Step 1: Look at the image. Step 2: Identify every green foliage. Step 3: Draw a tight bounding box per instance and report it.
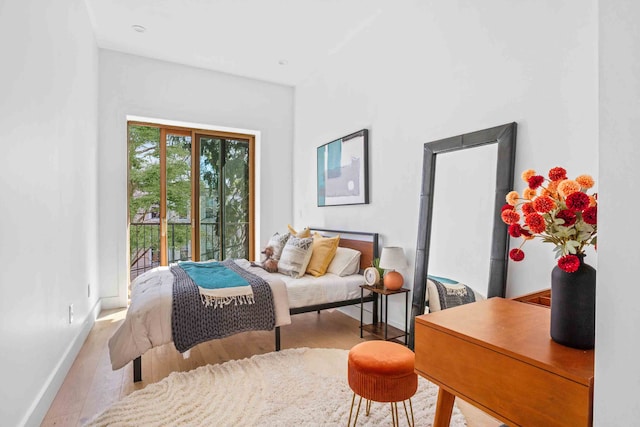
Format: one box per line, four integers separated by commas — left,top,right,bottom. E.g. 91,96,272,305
372,257,385,277
540,209,597,258
128,126,161,222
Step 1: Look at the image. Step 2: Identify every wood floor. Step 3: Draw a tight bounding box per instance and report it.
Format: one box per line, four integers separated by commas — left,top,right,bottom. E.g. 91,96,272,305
41,308,501,426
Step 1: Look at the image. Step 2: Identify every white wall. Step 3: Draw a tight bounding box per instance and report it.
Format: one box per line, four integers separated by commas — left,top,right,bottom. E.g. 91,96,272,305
596,0,640,423
98,50,294,308
0,1,100,426
293,1,598,328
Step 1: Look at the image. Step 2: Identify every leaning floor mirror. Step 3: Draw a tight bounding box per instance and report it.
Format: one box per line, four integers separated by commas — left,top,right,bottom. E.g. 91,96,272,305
409,122,517,349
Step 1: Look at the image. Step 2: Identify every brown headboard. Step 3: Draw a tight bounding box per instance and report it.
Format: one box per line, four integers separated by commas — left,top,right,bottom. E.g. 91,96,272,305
310,227,379,272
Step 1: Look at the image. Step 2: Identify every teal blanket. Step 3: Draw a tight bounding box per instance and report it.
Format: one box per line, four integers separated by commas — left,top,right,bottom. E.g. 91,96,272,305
178,261,249,289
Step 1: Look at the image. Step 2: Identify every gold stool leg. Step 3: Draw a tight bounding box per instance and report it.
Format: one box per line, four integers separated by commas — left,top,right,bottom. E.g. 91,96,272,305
365,399,372,416
390,402,399,427
402,399,415,427
348,393,365,426
348,393,356,426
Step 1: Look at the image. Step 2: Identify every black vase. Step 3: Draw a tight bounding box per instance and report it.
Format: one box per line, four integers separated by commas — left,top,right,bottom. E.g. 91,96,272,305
550,255,596,349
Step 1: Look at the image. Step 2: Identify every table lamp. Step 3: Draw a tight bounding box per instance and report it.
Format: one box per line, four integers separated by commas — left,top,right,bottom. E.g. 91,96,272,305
379,246,407,290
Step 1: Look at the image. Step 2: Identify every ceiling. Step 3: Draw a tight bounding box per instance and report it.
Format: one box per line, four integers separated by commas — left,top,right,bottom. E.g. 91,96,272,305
84,0,385,86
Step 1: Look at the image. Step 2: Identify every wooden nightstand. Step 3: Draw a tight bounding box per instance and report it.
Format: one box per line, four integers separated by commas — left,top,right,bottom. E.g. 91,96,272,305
359,284,410,345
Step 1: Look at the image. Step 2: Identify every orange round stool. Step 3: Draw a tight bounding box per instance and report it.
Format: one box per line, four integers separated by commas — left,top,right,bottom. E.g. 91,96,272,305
347,341,417,426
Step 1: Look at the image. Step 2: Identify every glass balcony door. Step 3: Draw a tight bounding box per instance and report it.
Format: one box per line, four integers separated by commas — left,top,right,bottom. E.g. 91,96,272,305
194,134,253,262
128,123,254,282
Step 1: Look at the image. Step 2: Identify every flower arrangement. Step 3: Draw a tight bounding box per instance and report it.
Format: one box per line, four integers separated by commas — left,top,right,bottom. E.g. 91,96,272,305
501,166,597,273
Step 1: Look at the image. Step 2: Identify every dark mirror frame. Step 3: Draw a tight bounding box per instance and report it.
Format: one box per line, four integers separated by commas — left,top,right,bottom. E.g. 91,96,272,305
408,122,517,349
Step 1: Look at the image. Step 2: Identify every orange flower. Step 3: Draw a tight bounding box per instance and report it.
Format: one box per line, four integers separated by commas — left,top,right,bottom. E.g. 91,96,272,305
532,196,556,213
525,212,546,234
522,202,536,215
501,209,520,225
506,166,597,272
506,191,519,206
557,180,581,198
546,180,559,196
548,167,567,181
521,169,536,183
576,174,595,189
523,188,537,200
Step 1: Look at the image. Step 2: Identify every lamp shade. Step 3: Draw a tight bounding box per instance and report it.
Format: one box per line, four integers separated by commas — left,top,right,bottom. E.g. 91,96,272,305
379,247,406,270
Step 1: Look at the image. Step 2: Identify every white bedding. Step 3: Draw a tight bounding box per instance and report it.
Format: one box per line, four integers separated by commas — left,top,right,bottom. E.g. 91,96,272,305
278,272,366,309
109,259,367,371
109,259,291,370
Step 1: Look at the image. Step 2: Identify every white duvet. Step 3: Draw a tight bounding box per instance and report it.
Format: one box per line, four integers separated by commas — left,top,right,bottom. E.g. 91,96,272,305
279,272,367,309
108,259,291,370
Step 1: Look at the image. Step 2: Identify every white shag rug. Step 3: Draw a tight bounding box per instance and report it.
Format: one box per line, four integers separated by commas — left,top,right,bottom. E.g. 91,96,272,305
87,347,467,426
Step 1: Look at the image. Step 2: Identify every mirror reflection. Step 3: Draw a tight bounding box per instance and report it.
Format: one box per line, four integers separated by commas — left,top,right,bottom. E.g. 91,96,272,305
429,144,497,299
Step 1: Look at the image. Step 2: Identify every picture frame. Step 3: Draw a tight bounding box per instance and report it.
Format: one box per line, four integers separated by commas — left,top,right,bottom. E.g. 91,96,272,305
317,129,369,207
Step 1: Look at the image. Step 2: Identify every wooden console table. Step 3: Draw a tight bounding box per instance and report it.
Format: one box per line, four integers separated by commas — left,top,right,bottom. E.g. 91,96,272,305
414,298,594,427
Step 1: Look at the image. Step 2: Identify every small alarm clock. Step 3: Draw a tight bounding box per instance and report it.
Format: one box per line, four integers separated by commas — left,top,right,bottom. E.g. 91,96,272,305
364,267,381,285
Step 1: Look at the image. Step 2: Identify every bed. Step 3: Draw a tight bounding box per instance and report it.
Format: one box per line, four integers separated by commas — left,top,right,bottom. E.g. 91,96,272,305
108,227,379,382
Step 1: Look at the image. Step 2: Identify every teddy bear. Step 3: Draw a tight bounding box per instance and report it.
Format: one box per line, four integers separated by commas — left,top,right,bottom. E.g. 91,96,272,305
260,246,279,273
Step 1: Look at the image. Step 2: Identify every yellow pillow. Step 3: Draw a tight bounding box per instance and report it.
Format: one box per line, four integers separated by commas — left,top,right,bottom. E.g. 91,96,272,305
288,224,311,238
306,233,340,277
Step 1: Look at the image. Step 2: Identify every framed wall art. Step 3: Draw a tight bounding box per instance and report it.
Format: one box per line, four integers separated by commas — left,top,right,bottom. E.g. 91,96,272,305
317,129,369,207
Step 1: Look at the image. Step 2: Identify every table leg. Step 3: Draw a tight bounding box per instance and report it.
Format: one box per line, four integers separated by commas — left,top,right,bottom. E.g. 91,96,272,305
404,291,408,345
384,294,388,340
360,288,364,338
433,388,455,427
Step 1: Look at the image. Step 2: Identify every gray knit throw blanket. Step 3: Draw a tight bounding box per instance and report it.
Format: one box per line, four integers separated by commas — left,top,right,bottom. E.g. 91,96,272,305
171,259,275,353
431,278,476,310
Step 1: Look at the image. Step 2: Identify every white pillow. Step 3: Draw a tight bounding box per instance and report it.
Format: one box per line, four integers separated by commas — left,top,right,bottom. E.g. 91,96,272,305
277,236,314,278
425,277,485,313
326,247,361,277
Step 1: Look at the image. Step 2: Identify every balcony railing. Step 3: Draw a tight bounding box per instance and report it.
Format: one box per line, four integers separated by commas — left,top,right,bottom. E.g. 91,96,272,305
130,222,192,281
130,222,248,281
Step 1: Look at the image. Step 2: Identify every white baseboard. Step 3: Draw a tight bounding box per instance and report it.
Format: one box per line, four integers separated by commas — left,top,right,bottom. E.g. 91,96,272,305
100,294,128,309
23,299,102,427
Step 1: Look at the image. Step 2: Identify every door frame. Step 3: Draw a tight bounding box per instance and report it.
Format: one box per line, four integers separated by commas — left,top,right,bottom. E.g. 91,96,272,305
127,121,256,272
192,129,255,261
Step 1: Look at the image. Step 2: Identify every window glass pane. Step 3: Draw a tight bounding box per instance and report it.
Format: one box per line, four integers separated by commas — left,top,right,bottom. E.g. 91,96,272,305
166,133,192,263
223,139,249,259
199,136,221,260
128,125,161,280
